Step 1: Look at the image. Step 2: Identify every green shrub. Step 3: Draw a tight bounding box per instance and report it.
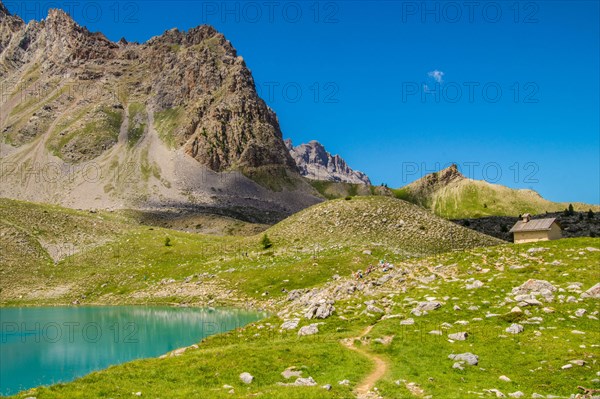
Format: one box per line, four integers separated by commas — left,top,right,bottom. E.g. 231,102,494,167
261,234,272,249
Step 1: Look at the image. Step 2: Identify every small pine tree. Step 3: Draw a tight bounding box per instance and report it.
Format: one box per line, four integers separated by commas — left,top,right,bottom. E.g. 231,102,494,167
568,203,575,216
261,234,272,249
588,209,595,219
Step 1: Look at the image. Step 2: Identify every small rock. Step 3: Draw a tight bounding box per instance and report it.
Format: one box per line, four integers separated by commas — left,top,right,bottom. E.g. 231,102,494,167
506,324,524,334
239,372,254,384
338,379,350,385
512,279,557,296
322,384,332,390
448,332,468,341
499,375,511,382
400,318,415,325
561,364,573,370
488,389,505,398
575,309,587,317
415,301,442,312
510,306,522,313
448,352,478,365
298,324,319,336
508,392,524,398
281,367,302,379
366,304,384,314
466,280,484,290
570,359,586,366
294,377,317,386
452,362,464,370
280,319,300,330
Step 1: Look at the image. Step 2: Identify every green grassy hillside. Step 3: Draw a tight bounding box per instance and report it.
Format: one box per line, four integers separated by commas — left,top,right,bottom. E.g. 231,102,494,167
0,197,500,307
396,166,599,219
8,237,600,399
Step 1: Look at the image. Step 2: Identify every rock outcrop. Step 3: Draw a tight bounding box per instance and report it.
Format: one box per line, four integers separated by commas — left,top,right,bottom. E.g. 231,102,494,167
0,2,320,219
285,139,371,185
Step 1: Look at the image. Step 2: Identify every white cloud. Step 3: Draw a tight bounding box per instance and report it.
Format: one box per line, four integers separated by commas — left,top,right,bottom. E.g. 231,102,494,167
428,70,445,83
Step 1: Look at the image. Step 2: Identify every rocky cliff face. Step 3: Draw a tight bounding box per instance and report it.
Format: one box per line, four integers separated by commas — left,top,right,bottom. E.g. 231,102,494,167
285,139,371,185
0,3,318,219
1,6,294,172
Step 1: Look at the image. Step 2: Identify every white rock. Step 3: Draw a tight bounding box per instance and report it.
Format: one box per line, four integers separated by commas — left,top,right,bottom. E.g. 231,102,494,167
488,388,505,397
508,392,524,398
240,372,254,384
280,319,300,330
499,375,511,382
448,332,468,341
506,324,524,334
298,324,319,336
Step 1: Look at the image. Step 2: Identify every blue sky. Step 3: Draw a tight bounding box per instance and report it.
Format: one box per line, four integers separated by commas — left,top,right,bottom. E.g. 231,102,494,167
7,1,599,204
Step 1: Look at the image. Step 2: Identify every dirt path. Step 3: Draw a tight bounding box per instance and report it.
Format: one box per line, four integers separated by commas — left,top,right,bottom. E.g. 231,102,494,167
341,325,389,399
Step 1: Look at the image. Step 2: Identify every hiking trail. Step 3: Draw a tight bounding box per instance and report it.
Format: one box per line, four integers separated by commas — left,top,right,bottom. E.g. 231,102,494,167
341,325,389,399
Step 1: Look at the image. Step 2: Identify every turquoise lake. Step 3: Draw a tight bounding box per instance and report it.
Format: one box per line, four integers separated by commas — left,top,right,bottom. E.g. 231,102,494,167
0,306,264,396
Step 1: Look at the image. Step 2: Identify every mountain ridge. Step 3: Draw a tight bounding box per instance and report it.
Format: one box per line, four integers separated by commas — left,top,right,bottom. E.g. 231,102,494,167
285,139,371,185
396,164,600,218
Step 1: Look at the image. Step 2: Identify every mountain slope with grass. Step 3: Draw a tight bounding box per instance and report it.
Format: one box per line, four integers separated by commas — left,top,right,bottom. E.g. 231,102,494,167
395,164,599,219
267,196,502,255
7,233,600,399
0,196,501,306
0,3,319,221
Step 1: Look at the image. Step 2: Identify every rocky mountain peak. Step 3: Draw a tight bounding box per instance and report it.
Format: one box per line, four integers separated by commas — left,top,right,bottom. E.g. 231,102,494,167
414,163,465,189
439,163,464,182
286,139,371,185
1,4,308,214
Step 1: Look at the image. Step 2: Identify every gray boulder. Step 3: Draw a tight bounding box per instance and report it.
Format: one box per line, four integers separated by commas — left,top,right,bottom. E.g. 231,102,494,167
294,377,317,386
298,324,319,336
448,332,468,341
239,372,254,384
512,279,557,296
280,319,300,330
581,283,600,299
415,301,442,312
506,323,524,334
448,352,479,365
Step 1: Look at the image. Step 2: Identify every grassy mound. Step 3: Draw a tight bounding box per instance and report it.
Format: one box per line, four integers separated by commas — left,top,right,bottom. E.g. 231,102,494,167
266,196,502,255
